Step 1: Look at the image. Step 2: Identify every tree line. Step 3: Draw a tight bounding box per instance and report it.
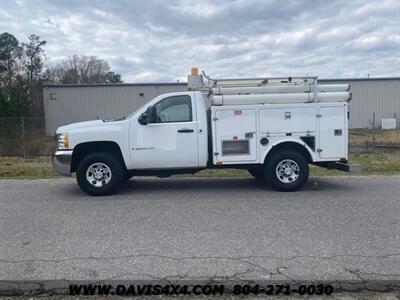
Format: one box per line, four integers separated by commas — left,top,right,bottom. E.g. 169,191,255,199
0,32,123,118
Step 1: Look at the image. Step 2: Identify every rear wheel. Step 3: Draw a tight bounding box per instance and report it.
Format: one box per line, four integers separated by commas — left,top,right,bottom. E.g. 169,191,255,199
76,152,124,196
248,167,265,180
264,150,309,191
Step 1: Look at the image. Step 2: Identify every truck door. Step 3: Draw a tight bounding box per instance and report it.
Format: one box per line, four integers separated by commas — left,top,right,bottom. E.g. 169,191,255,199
318,105,347,159
213,108,257,163
131,94,199,169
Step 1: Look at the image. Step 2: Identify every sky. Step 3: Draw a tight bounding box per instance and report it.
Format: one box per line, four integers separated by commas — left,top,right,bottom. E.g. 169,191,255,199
0,0,399,82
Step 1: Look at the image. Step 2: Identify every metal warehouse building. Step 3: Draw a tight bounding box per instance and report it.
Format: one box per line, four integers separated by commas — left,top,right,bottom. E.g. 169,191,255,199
43,83,188,135
43,77,400,135
320,78,400,129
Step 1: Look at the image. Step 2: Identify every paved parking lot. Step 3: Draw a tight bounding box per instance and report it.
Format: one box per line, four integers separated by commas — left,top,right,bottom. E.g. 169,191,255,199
0,176,399,293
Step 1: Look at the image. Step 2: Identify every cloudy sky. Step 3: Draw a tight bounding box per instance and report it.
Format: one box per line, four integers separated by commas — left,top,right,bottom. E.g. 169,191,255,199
1,0,399,82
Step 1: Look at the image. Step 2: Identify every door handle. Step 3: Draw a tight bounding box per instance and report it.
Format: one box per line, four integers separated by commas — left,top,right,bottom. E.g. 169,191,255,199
177,128,194,133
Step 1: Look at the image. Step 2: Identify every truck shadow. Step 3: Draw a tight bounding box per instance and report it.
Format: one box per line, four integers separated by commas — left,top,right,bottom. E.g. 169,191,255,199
116,176,354,195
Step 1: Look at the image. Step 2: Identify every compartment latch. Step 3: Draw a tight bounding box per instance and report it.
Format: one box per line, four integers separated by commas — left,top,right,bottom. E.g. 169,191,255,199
245,132,254,138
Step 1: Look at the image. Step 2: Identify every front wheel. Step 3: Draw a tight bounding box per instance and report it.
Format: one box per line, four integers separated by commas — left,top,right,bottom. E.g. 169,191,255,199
76,152,124,196
264,150,309,191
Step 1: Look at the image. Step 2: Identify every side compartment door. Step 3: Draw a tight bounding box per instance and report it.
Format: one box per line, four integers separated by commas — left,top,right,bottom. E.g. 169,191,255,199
213,108,257,163
319,106,347,159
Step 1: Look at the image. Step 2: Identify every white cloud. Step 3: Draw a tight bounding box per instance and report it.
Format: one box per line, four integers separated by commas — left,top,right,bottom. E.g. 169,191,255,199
169,1,222,18
0,0,399,82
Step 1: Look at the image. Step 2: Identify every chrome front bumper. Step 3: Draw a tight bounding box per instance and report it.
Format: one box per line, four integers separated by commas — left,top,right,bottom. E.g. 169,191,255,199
52,150,73,176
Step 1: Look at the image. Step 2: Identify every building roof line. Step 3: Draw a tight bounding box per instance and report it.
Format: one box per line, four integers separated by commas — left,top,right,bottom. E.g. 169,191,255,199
43,77,400,88
43,82,188,88
319,77,400,82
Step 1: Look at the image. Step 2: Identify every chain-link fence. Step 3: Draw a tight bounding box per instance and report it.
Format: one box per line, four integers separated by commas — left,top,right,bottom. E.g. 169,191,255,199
0,117,55,157
1,117,399,157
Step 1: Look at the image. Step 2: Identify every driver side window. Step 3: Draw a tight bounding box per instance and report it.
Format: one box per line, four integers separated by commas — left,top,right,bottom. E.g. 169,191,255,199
155,95,192,123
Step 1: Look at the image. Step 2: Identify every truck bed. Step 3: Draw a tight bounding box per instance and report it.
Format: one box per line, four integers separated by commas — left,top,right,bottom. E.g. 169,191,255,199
211,102,348,165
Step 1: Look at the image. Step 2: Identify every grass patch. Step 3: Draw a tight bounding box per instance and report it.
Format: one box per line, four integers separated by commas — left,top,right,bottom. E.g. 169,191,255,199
0,157,57,179
349,129,400,145
348,151,400,174
1,151,400,179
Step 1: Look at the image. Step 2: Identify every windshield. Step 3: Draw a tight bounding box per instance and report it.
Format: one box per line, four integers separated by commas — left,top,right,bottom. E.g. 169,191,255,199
126,101,152,119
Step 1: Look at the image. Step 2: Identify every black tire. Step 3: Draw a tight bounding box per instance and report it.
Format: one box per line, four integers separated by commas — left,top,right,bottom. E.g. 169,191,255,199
123,171,134,181
264,150,309,191
76,152,124,196
248,167,265,180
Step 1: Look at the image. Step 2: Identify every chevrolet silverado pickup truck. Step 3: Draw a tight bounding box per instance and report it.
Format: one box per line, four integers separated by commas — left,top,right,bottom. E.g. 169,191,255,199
53,69,358,196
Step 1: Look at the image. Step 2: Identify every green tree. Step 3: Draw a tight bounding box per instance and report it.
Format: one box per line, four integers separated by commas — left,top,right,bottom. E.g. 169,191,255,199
0,32,22,89
105,71,122,83
9,75,29,116
23,34,46,84
22,34,46,117
44,55,123,84
0,32,24,117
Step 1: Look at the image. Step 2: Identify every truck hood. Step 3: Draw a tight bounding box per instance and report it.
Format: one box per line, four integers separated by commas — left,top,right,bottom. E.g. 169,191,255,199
56,120,105,133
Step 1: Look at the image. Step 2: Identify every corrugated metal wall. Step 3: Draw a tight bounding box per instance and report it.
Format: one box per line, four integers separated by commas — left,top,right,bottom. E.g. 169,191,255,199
320,78,400,129
43,83,187,135
43,78,400,135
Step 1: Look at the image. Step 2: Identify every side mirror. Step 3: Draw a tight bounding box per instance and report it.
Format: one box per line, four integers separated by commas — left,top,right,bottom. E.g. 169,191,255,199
138,113,147,125
138,105,157,125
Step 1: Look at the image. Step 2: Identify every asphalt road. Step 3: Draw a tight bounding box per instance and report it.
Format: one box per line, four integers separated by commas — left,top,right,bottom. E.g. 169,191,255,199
0,176,400,293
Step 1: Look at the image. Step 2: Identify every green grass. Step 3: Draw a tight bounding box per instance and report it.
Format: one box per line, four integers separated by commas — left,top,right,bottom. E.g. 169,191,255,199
349,128,400,145
1,151,400,179
0,157,57,179
347,151,400,174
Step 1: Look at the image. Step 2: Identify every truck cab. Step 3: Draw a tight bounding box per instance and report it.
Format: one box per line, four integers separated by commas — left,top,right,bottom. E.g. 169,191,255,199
128,91,208,169
53,70,358,196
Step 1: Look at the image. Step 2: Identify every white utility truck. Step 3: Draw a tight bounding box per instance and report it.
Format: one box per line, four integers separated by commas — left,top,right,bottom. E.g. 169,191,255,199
53,68,358,196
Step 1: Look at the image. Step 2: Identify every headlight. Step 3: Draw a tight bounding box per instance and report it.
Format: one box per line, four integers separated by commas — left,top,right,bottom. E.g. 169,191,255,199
56,133,69,150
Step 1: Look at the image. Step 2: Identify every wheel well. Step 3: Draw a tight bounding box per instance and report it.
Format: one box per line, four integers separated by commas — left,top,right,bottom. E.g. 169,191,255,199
71,141,126,172
264,142,312,164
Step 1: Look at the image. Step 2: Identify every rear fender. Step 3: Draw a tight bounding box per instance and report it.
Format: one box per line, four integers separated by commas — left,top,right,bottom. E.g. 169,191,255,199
260,139,315,164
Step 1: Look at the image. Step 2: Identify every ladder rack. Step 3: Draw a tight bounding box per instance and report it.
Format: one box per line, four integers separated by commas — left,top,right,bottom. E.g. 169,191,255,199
201,71,318,88
187,69,351,105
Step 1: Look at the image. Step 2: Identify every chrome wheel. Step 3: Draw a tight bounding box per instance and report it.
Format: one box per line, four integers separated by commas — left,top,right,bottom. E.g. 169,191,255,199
86,162,112,188
275,159,300,184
